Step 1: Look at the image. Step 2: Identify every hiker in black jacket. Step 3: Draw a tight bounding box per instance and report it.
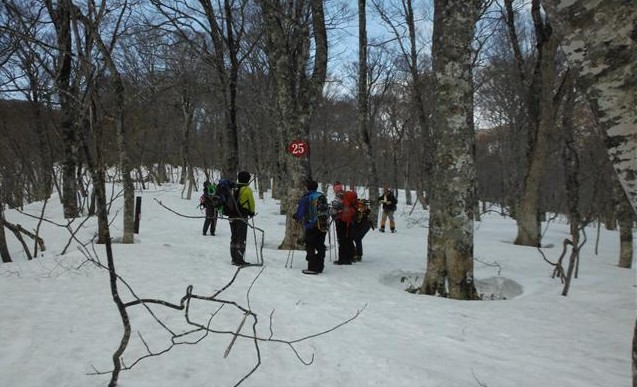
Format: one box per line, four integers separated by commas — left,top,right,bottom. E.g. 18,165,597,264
202,181,217,236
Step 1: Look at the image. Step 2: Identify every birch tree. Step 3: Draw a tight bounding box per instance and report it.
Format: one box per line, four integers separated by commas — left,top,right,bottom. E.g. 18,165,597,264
420,0,483,299
540,2,636,380
542,0,637,213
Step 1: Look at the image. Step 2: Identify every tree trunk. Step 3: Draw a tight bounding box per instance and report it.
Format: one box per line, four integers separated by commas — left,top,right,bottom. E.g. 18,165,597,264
258,0,328,250
542,0,637,213
179,94,195,197
514,0,559,247
405,0,433,194
357,0,381,222
116,79,135,244
617,189,634,269
0,204,12,263
421,0,481,300
633,320,637,387
46,1,79,219
538,3,636,378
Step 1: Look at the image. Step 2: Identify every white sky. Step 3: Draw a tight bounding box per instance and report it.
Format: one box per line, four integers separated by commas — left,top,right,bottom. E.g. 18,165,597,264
1,176,635,387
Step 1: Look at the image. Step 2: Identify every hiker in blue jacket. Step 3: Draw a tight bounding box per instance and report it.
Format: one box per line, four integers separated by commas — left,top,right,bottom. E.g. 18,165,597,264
293,180,327,274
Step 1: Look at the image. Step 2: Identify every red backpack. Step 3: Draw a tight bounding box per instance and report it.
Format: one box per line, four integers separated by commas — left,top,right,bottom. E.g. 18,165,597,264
338,191,359,224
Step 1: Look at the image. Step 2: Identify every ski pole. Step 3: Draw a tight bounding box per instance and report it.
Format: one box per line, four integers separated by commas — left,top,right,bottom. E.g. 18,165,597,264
285,247,295,268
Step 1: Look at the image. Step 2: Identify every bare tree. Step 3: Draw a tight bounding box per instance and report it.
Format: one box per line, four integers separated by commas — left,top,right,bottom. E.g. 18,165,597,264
372,0,434,198
420,0,483,299
151,0,260,178
71,1,137,243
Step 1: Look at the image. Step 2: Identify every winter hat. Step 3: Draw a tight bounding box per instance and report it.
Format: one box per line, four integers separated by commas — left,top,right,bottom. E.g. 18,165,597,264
203,180,210,187
332,182,344,193
238,171,251,184
306,180,318,191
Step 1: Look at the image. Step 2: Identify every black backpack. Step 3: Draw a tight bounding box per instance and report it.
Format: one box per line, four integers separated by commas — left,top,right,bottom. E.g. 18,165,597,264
211,179,240,217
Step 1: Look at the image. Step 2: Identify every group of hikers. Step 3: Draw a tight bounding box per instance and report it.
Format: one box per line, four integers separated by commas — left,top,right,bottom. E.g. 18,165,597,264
199,171,398,274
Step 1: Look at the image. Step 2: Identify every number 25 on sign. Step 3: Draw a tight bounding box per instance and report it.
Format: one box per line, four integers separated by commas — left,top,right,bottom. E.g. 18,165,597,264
287,140,309,158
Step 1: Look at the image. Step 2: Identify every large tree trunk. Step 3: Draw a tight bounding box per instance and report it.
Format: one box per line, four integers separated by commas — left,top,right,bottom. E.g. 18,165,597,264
538,1,636,381
258,0,328,250
421,0,481,300
542,0,637,212
514,0,559,247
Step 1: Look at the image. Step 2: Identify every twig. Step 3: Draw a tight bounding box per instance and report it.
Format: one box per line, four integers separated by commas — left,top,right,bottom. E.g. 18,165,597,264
224,312,249,358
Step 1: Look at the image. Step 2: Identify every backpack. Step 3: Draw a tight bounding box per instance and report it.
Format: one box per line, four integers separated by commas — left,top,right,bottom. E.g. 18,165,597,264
306,192,329,233
211,179,240,217
356,199,371,224
199,184,216,208
338,191,358,224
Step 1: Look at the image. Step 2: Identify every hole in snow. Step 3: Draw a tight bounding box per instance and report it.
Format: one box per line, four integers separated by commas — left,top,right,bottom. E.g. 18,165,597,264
380,271,523,300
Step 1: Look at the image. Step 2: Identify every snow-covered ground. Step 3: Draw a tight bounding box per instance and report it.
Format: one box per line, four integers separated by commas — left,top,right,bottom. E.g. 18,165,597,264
1,182,635,387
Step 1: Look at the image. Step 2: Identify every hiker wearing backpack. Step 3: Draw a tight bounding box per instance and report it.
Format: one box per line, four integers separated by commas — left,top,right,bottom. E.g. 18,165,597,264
378,187,398,233
229,171,256,266
351,199,374,262
331,182,357,265
293,180,328,274
201,181,218,236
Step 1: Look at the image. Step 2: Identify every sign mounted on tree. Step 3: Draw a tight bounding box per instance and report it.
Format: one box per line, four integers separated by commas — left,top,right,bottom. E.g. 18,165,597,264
287,139,309,158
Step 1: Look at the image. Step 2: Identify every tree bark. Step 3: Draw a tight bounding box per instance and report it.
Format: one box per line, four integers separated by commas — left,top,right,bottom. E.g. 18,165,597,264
542,0,637,212
0,204,12,263
617,189,634,269
45,0,79,219
258,0,328,250
421,0,482,300
514,0,559,247
539,2,636,380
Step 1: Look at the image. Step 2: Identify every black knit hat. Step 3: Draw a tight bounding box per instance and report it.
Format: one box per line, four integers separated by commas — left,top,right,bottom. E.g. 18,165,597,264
306,180,318,191
238,171,250,184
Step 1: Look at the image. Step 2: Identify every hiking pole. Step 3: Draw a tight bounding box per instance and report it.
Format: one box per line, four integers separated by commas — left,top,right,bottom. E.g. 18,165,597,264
285,247,295,268
285,221,302,268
